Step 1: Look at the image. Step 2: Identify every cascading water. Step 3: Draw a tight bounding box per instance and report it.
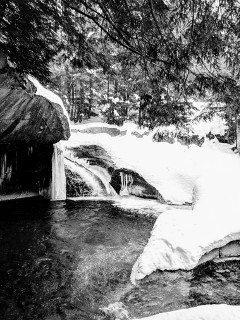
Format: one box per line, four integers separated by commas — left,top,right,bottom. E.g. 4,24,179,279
48,142,66,201
87,164,118,196
65,156,110,197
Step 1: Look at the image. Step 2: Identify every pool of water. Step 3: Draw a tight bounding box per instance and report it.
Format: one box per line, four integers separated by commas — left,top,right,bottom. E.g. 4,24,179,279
0,198,240,320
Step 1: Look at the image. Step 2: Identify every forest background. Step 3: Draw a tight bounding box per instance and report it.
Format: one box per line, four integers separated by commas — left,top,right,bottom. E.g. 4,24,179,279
1,0,240,141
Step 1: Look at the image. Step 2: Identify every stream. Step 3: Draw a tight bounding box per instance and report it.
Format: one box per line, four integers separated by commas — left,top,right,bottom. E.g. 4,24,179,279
1,198,240,320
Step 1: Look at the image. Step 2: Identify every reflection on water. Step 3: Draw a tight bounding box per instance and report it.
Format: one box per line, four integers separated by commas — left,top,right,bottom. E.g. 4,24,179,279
0,198,240,320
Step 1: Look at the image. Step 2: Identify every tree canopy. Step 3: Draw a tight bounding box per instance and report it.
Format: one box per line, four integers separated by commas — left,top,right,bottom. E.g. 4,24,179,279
2,0,240,128
62,0,240,95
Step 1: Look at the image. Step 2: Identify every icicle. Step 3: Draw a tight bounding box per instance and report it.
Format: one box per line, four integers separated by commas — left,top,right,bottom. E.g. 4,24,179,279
0,153,7,187
49,141,66,201
5,165,12,182
120,172,133,196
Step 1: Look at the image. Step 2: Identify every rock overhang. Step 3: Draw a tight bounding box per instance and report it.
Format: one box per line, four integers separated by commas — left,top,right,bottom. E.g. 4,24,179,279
0,69,70,144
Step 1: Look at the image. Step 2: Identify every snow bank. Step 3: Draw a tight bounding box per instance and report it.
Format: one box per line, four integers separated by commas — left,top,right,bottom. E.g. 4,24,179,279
192,115,227,137
130,150,240,283
28,75,70,123
65,123,234,205
65,130,196,204
133,304,240,320
154,115,227,139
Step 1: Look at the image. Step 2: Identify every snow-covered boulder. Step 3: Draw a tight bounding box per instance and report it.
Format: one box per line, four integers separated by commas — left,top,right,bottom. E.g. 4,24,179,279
130,150,240,283
0,69,70,143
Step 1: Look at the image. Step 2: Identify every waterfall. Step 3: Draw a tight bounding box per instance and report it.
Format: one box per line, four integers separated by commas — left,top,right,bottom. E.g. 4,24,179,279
48,142,66,201
65,156,109,197
84,163,118,196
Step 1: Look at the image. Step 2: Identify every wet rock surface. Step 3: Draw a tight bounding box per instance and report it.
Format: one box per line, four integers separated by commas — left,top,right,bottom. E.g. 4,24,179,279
123,260,240,318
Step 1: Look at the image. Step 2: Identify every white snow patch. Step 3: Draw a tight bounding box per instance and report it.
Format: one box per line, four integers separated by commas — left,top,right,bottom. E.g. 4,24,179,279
65,128,234,205
133,304,240,320
130,150,240,283
28,75,70,123
192,115,227,137
112,196,168,218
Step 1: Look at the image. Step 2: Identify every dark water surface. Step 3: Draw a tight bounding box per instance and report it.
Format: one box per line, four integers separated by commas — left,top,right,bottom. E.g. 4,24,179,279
1,198,240,320
0,198,154,320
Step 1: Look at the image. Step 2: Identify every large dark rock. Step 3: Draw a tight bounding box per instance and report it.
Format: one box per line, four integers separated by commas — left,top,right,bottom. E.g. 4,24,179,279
110,168,165,202
0,69,70,143
198,240,240,265
0,60,70,200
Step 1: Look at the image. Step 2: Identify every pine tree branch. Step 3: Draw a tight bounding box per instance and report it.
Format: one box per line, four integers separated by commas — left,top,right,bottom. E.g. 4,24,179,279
62,0,173,67
62,0,141,56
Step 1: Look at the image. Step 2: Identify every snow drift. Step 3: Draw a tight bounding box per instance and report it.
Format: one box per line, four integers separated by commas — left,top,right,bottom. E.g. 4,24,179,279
133,304,240,320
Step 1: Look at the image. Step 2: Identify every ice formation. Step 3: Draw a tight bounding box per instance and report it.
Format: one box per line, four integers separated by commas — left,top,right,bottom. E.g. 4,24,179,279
120,172,134,196
49,142,66,201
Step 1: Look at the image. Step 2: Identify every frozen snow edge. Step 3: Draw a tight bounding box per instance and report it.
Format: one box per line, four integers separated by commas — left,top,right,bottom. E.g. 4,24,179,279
130,209,240,284
133,304,240,320
28,75,70,124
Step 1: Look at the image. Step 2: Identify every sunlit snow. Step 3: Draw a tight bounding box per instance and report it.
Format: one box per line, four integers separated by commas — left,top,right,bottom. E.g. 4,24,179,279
133,304,240,320
28,75,70,123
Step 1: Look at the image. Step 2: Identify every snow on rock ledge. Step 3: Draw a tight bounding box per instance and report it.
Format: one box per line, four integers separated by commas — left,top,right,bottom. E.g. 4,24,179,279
133,304,240,320
0,70,70,143
130,151,240,283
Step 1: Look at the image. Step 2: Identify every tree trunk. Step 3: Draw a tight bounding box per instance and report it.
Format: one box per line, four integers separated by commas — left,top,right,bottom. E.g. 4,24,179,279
0,0,8,24
114,79,118,97
0,49,7,70
88,74,93,118
107,77,110,101
236,115,240,153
